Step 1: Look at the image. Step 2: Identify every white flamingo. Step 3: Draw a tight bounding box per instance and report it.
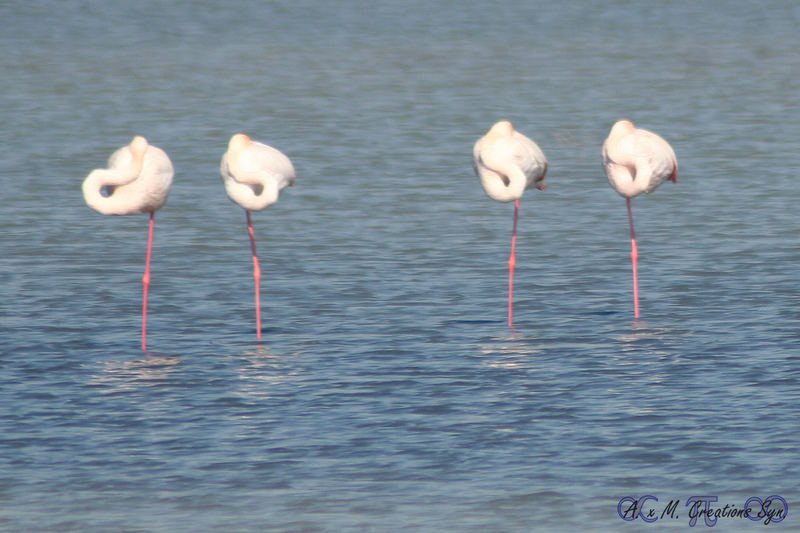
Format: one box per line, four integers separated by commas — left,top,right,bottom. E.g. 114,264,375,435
473,120,548,328
220,133,296,341
82,135,174,350
602,119,678,318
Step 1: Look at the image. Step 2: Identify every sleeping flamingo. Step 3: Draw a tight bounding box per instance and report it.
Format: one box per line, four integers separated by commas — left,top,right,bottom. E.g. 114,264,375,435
220,133,296,341
473,120,548,329
602,119,678,319
82,135,174,351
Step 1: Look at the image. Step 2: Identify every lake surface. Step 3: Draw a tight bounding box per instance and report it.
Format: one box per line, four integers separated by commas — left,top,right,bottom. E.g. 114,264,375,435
1,1,798,531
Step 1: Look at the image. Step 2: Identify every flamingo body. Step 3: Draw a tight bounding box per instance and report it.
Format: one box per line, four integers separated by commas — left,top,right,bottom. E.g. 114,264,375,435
220,133,296,211
82,136,174,351
602,120,677,319
473,120,548,202
83,136,173,215
472,121,548,328
602,119,677,198
220,133,295,341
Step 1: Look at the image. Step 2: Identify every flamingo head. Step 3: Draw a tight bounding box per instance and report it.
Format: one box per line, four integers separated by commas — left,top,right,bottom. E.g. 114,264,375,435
607,120,635,143
129,136,148,157
229,133,252,153
487,120,514,139
611,119,635,133
124,136,148,177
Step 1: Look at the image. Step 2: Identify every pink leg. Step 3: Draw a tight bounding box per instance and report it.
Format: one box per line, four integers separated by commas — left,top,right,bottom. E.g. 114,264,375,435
141,211,155,351
627,198,640,319
508,199,520,329
246,211,262,341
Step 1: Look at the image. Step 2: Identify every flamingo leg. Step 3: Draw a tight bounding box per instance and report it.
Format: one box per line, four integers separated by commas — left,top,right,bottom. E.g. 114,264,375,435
141,211,155,351
627,198,640,319
246,211,262,341
508,198,520,329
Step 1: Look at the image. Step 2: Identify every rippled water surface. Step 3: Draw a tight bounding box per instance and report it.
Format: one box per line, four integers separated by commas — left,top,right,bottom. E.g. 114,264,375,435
1,1,799,531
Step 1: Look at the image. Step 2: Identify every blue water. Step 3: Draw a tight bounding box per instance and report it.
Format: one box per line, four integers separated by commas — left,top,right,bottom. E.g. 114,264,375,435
1,1,799,531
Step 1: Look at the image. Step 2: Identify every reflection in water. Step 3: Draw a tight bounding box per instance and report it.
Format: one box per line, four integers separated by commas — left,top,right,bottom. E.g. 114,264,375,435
613,320,695,363
90,352,181,394
231,344,303,400
478,331,543,369
88,346,304,399
615,322,667,363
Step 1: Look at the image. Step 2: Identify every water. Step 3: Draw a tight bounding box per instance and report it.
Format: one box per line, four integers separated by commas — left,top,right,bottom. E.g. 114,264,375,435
1,1,799,531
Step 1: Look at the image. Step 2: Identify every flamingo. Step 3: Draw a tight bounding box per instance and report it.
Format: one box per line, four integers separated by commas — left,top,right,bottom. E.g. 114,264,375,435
220,133,296,341
82,135,174,351
602,119,678,319
473,120,548,328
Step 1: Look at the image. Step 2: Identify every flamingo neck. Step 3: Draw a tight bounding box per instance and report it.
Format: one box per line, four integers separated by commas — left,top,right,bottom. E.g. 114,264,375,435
611,167,649,198
226,174,280,211
482,165,528,203
82,167,141,214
